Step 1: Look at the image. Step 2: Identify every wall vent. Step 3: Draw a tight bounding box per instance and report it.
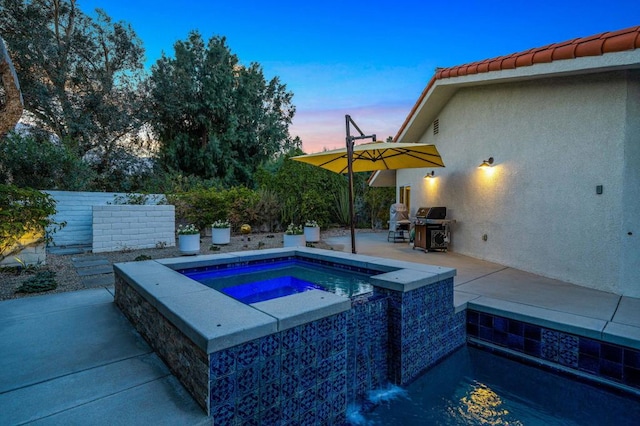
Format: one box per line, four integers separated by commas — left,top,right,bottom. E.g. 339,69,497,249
433,119,439,135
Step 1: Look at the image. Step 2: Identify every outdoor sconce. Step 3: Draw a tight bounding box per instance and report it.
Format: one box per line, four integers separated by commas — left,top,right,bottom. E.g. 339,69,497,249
424,170,435,178
479,157,494,168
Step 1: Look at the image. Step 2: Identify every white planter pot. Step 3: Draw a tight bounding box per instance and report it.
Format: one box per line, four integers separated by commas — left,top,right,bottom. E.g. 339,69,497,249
211,227,231,245
178,233,200,255
283,234,306,247
304,226,320,243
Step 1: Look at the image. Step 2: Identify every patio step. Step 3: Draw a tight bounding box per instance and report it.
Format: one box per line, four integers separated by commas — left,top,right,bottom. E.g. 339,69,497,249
71,256,114,288
82,274,115,288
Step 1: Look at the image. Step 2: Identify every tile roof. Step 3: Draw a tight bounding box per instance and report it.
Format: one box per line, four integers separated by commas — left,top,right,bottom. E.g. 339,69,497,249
396,25,640,141
435,25,640,79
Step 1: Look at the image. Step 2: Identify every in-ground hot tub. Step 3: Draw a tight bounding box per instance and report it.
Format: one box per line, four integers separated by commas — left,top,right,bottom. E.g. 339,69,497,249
114,247,462,424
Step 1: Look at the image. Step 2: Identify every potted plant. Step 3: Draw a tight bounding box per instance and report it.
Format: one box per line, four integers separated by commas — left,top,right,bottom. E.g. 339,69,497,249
283,223,305,247
211,219,231,245
304,220,320,243
177,224,200,255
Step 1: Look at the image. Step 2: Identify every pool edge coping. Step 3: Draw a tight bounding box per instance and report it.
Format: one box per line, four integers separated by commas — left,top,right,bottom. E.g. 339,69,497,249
114,247,457,353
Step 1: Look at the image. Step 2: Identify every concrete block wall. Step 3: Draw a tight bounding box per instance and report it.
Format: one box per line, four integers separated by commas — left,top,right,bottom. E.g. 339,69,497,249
92,205,175,253
45,191,167,248
0,232,46,267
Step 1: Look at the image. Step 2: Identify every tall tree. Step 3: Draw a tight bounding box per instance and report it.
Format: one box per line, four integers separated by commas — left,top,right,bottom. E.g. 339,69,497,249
0,35,23,137
0,0,147,176
148,31,296,186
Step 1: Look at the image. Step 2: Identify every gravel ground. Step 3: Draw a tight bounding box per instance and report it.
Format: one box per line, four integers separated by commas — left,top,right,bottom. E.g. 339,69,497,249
0,229,359,301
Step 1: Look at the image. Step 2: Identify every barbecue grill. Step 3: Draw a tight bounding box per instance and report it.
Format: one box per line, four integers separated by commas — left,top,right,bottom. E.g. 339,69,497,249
388,203,411,242
413,207,455,251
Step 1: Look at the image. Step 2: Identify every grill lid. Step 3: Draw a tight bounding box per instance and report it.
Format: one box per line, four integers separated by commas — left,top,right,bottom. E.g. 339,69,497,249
416,206,446,219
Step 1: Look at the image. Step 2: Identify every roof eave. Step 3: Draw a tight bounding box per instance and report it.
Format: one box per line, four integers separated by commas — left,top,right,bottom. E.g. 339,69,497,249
396,49,640,143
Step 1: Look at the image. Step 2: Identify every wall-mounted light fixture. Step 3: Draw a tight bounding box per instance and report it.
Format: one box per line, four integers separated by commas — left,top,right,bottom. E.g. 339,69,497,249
424,170,435,179
479,157,494,168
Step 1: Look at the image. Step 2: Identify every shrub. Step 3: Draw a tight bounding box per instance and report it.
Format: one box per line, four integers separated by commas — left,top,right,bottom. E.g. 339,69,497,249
169,187,229,230
15,270,57,293
0,133,95,190
0,185,65,261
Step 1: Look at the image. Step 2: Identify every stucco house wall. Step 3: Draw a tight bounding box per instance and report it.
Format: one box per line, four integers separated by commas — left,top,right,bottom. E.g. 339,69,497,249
397,70,639,296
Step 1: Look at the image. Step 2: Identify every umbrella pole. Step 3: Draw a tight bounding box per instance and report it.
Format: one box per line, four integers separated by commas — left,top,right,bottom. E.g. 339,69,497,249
346,115,357,254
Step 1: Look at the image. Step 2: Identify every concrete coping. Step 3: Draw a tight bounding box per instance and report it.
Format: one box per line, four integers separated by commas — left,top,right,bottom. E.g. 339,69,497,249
115,248,457,353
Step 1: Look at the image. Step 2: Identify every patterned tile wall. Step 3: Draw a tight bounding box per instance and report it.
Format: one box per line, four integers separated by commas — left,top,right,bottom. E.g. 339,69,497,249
346,296,389,404
467,310,640,391
376,277,465,385
209,311,350,425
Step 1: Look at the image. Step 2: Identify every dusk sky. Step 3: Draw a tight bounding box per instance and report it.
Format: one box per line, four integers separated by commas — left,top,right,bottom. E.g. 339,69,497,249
80,0,640,153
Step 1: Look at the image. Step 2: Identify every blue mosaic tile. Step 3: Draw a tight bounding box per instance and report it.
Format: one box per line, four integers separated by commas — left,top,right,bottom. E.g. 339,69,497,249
541,342,559,362
210,349,235,378
332,392,347,412
236,341,260,368
559,333,578,352
261,356,280,383
317,316,334,338
559,349,579,368
333,331,347,354
236,366,258,395
317,358,332,378
210,375,236,405
210,402,234,425
541,329,559,362
236,391,259,420
281,374,299,398
281,349,299,375
317,399,333,421
298,409,317,426
260,381,281,409
334,311,348,330
298,388,316,412
333,351,347,372
281,396,299,422
300,365,317,389
317,379,333,402
300,343,318,368
260,405,282,426
260,334,281,359
331,371,347,394
300,322,318,344
317,338,333,360
281,327,300,351
240,416,259,426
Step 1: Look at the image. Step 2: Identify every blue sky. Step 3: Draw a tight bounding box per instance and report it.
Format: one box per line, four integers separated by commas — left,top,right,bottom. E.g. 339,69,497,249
80,0,640,153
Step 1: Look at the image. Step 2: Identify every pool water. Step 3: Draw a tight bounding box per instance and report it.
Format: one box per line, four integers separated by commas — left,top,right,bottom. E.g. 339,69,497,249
181,259,374,301
362,346,640,425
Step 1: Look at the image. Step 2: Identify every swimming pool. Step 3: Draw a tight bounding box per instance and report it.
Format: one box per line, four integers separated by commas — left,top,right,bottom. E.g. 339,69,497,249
361,345,640,425
180,258,374,302
114,247,462,421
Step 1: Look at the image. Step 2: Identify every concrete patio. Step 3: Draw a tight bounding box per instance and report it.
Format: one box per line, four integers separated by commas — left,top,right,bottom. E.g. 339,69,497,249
1,231,638,424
